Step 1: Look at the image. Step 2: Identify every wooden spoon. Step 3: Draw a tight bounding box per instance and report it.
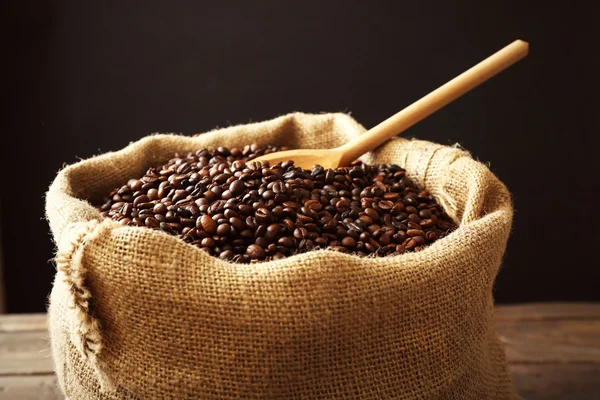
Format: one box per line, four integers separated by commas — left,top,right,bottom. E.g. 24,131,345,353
254,39,529,169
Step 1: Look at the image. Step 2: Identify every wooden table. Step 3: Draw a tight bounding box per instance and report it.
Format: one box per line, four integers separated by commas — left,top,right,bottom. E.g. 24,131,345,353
1,303,598,399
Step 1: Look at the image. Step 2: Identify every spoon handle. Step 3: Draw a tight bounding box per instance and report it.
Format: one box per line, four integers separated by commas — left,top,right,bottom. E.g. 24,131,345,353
337,40,529,166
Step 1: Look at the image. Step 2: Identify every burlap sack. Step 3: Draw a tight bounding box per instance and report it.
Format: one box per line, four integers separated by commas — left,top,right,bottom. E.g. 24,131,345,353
46,112,517,399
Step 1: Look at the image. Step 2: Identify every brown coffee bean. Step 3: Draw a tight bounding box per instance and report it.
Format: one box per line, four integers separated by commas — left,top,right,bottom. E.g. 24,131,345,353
153,203,167,215
229,180,245,196
407,221,421,230
129,179,143,191
305,199,323,212
378,200,394,211
419,219,434,229
294,227,308,239
419,209,432,219
219,250,233,260
145,216,159,228
364,207,379,221
426,231,438,241
341,236,356,249
282,218,295,232
216,224,231,236
255,207,271,223
407,229,425,237
198,215,217,234
278,236,294,248
201,237,215,248
132,195,148,207
147,188,159,201
159,222,173,233
230,217,245,231
405,238,417,250
121,203,133,217
391,203,405,215
246,244,265,260
265,224,280,242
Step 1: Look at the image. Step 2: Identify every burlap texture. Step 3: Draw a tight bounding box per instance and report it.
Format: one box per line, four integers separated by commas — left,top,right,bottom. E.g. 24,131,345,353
46,112,517,399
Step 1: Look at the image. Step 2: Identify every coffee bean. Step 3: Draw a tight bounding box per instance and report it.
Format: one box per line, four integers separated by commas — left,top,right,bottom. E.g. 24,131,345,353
364,207,379,221
294,227,308,239
216,224,231,236
121,203,133,217
341,236,356,249
198,215,217,234
229,180,245,196
419,219,434,229
229,217,245,231
246,244,265,260
265,224,280,242
129,179,143,192
255,208,271,223
426,231,438,241
419,209,432,219
153,203,167,215
147,188,159,201
278,236,294,248
407,229,425,237
145,216,159,228
378,200,394,211
133,195,148,207
159,222,173,233
219,250,233,260
201,237,215,248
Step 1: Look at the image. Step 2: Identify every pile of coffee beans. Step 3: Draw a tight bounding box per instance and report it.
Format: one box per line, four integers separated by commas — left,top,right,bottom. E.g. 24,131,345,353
99,143,457,263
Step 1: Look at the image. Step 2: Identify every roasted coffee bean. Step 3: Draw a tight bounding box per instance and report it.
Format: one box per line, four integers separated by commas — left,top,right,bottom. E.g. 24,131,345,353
121,203,133,217
198,215,217,234
407,229,425,237
230,217,245,231
153,203,167,215
229,180,245,196
201,237,215,248
133,195,148,207
147,188,159,201
278,236,294,248
99,144,457,263
129,179,143,192
255,208,271,223
246,244,265,260
265,224,280,242
419,219,434,229
219,250,233,260
294,227,308,239
216,223,231,236
364,207,379,221
341,236,356,249
145,216,159,228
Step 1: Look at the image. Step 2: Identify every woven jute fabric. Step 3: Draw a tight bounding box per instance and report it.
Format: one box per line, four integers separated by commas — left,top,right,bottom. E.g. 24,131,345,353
46,112,517,399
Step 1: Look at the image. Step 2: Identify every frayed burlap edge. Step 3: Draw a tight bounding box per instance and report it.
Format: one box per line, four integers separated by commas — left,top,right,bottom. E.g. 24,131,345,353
54,220,115,393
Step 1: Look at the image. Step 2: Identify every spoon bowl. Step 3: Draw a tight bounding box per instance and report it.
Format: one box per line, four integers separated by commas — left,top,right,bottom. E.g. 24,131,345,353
254,148,344,170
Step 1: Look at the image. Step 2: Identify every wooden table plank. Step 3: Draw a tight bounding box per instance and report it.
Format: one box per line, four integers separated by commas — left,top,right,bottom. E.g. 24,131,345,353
509,364,600,400
0,303,598,399
0,375,62,400
495,302,600,322
0,331,53,375
0,313,47,333
496,319,600,363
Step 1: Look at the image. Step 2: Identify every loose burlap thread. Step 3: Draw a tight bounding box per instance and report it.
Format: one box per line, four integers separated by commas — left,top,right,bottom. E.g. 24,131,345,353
46,112,517,399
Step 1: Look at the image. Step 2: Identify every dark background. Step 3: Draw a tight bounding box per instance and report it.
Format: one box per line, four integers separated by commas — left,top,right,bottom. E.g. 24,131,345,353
2,2,598,313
